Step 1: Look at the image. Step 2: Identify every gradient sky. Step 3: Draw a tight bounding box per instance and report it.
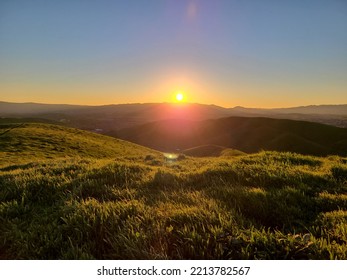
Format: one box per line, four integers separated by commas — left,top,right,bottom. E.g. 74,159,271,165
1,0,346,107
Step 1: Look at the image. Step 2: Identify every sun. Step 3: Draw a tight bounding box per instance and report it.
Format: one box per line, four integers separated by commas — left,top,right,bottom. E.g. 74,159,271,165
175,92,184,102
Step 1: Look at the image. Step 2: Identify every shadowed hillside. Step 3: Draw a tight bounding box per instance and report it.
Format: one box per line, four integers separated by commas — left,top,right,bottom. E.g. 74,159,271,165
182,145,228,157
117,117,347,156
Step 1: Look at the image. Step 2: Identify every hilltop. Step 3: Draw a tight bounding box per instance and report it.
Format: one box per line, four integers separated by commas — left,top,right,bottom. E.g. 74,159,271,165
182,145,246,157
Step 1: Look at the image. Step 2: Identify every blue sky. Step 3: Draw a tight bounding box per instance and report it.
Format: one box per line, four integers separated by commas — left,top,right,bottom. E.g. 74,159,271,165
1,0,346,107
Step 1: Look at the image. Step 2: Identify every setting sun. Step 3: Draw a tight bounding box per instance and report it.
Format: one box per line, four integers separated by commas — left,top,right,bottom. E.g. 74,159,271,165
176,92,184,102
1,0,347,265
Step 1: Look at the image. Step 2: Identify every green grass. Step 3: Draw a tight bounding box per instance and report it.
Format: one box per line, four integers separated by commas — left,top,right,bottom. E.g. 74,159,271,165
0,122,160,167
1,122,347,259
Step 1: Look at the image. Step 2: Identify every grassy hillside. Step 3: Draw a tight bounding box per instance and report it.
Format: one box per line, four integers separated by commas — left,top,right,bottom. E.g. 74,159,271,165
1,122,347,259
117,117,347,156
0,121,159,166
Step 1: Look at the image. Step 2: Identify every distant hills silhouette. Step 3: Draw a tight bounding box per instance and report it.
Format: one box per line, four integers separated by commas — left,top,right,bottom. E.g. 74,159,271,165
1,101,347,130
1,101,347,156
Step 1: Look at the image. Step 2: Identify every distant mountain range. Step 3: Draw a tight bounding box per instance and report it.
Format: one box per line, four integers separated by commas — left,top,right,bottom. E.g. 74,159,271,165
1,101,347,131
1,101,347,156
231,104,347,115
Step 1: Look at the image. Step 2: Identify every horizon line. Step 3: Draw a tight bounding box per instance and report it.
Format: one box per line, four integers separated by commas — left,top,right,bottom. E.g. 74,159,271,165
1,100,347,110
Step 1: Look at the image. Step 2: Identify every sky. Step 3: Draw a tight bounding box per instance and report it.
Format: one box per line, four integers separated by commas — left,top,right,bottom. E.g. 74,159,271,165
0,0,346,108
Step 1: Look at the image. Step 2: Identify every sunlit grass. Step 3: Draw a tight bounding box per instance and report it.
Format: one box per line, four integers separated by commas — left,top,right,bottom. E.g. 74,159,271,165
1,122,347,259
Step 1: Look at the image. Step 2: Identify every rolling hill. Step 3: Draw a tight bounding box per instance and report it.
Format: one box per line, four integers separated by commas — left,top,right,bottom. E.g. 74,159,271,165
116,117,347,156
1,120,347,259
182,145,246,157
0,121,160,167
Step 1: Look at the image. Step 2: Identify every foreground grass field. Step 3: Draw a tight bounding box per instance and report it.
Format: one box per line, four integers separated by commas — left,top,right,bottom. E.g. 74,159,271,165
1,122,347,259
